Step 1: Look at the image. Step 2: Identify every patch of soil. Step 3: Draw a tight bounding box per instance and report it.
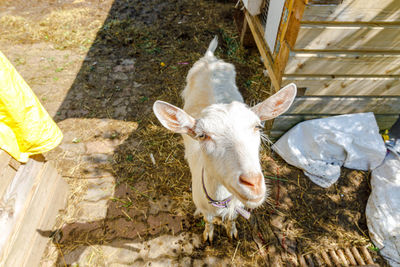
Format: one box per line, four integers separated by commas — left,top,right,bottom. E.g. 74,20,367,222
0,0,387,266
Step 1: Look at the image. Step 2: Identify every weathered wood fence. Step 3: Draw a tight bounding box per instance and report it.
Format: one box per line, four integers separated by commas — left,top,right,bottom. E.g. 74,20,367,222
240,0,400,138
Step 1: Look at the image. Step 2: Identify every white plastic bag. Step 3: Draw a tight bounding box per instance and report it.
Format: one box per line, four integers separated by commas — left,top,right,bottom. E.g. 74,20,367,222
366,149,400,267
273,113,386,188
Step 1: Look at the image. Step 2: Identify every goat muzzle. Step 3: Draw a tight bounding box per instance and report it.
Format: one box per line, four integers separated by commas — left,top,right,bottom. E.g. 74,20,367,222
239,172,263,195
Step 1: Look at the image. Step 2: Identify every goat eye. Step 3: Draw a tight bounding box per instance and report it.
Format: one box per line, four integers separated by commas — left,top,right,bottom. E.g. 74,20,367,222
198,133,209,141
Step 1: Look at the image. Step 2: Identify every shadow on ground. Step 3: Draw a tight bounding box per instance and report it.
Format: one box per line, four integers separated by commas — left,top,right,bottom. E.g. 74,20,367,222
45,0,277,265
33,0,383,265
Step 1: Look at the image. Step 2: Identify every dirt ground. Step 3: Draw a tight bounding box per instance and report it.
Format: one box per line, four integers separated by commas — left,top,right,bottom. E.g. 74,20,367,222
0,0,388,266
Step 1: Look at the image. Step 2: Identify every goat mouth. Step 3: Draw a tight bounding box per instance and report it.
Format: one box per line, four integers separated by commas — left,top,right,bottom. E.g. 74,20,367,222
227,186,265,207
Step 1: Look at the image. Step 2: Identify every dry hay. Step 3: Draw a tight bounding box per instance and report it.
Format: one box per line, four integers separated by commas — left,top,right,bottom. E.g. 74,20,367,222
2,0,386,264
0,2,109,50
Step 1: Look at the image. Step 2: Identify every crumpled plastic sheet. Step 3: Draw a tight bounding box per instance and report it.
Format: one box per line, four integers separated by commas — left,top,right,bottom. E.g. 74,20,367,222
0,51,62,162
366,148,400,267
272,112,386,188
273,112,399,266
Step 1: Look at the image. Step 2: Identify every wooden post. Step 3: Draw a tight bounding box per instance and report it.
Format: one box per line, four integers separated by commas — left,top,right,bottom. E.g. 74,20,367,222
243,0,306,92
245,10,281,92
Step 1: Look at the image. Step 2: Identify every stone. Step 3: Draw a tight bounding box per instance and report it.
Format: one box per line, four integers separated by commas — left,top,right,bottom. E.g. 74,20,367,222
112,59,135,73
112,98,124,106
102,241,143,265
121,58,135,65
83,153,113,164
142,233,200,259
82,183,114,202
62,246,88,266
75,199,108,222
114,105,127,117
108,263,130,267
105,218,146,239
62,233,201,267
111,72,128,80
88,175,115,185
147,213,188,235
81,166,114,178
85,140,115,154
193,257,230,267
148,196,175,215
59,143,86,158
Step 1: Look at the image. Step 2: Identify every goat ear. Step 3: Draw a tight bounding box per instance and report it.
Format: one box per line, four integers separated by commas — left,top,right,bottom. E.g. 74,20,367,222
153,100,196,135
251,83,297,121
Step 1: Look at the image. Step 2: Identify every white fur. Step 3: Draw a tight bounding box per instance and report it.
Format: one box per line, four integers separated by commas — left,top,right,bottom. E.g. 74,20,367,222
182,39,263,222
153,37,297,241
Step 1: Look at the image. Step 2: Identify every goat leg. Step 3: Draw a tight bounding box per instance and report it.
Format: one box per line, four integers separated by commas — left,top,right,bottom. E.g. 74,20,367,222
225,220,238,240
203,216,215,243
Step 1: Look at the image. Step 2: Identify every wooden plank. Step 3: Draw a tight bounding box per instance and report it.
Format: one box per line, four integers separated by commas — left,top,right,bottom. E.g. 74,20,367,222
285,53,400,75
285,96,400,114
4,162,68,267
282,75,400,95
0,150,16,199
308,0,342,4
0,158,43,264
272,0,306,85
0,150,11,176
285,0,307,47
273,114,398,132
239,12,251,46
8,157,20,171
359,246,374,265
273,0,294,55
302,0,400,22
270,95,400,138
279,0,295,47
0,165,17,201
245,11,281,91
234,9,256,48
271,114,398,138
295,25,400,50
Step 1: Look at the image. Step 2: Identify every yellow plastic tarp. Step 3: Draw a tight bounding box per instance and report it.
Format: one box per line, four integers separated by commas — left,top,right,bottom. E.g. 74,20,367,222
0,51,63,162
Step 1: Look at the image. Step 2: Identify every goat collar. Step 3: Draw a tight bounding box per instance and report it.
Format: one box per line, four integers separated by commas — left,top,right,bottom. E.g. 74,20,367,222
201,168,250,219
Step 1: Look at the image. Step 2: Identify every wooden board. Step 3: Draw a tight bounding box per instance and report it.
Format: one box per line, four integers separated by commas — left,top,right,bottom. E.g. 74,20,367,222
0,150,16,199
245,10,281,91
302,0,400,22
0,157,68,267
282,75,400,95
244,0,306,92
0,150,11,171
295,25,400,51
285,0,306,47
4,162,68,267
0,165,17,200
269,96,400,138
0,158,43,258
272,114,399,135
285,96,400,114
285,53,400,75
307,0,342,4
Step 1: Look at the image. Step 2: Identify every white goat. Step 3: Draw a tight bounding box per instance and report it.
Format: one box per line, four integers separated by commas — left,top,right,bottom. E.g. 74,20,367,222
153,37,296,242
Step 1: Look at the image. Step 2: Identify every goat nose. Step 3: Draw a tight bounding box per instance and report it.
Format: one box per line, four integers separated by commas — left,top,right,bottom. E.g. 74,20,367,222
239,172,262,189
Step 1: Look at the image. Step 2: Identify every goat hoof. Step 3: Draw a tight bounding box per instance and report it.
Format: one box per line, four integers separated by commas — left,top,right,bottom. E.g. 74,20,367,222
232,227,238,239
225,221,238,240
203,223,214,243
203,230,214,243
229,228,238,240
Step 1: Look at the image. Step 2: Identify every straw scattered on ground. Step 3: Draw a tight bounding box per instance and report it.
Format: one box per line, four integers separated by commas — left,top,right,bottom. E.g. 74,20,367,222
0,0,387,265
